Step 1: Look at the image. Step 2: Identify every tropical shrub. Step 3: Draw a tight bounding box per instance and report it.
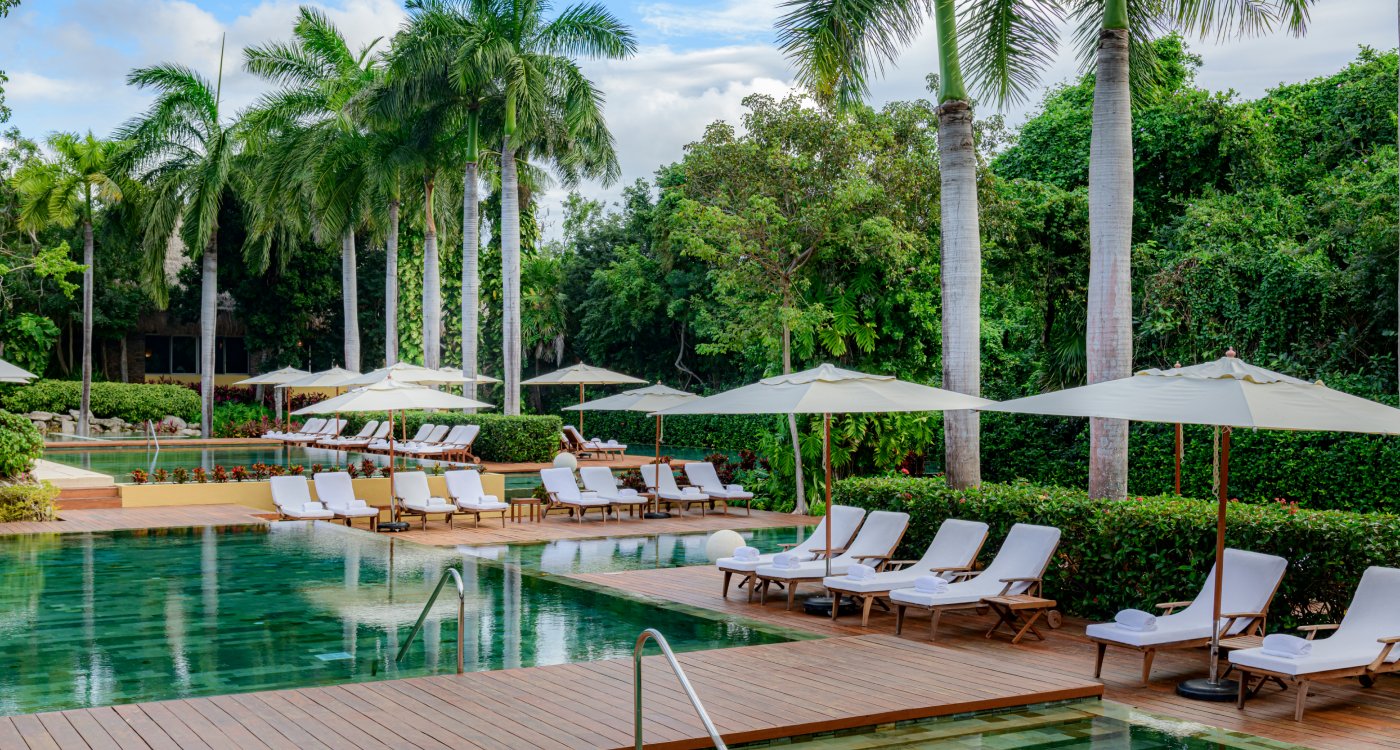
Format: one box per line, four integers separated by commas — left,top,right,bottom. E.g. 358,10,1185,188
1,380,200,422
831,475,1400,628
573,411,776,452
0,410,44,478
0,481,58,522
343,412,562,463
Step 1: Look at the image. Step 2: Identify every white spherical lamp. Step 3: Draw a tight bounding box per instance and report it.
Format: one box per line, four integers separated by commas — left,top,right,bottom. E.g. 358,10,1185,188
552,452,578,470
705,530,746,563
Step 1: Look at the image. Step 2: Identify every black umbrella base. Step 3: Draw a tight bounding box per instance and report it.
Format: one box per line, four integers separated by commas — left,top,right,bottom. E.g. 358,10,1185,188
378,521,412,533
643,512,672,519
802,595,861,618
1176,677,1239,701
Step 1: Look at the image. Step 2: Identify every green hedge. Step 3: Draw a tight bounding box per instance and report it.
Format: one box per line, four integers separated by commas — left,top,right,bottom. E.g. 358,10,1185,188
831,475,1400,627
0,410,43,478
0,481,58,522
0,380,201,423
343,412,562,463
570,411,775,451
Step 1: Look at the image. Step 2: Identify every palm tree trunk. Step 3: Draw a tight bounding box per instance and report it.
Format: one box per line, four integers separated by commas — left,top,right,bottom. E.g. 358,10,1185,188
199,235,218,439
939,99,981,489
782,321,807,514
386,198,400,366
80,219,94,438
341,229,360,371
501,141,522,416
1087,23,1133,499
422,178,441,369
463,161,480,406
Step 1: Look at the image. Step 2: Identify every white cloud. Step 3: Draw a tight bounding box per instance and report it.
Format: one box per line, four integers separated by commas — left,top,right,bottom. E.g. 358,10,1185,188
4,71,92,102
638,0,781,38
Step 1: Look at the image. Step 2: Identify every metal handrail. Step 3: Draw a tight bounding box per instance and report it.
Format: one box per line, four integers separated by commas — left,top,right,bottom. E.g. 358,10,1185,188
395,567,465,674
147,420,161,473
634,629,726,750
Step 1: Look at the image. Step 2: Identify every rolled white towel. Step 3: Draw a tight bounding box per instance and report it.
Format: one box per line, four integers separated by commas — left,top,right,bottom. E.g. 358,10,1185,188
1261,633,1313,659
772,552,801,569
726,483,745,493
618,488,638,498
847,563,876,581
732,546,760,562
605,440,622,447
683,487,705,497
300,501,326,513
590,437,602,443
914,575,949,594
1114,609,1158,632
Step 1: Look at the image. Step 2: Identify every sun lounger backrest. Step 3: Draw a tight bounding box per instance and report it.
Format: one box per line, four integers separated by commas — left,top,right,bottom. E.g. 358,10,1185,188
834,511,910,563
1174,548,1288,626
408,424,435,442
790,505,866,557
371,421,392,439
350,421,378,439
438,425,470,444
1334,566,1400,642
459,424,480,444
579,466,619,494
540,467,583,501
445,469,486,501
299,418,327,435
270,475,312,510
914,518,990,571
977,524,1062,593
419,425,450,444
683,462,723,491
640,463,680,494
322,419,346,437
392,471,432,503
563,425,586,445
313,472,357,508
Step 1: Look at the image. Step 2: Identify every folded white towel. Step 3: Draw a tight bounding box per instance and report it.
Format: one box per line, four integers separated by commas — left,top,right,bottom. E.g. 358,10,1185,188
847,563,876,581
1114,609,1158,632
726,483,744,493
1261,633,1313,658
772,552,801,569
914,576,949,594
590,437,602,443
301,502,325,513
732,546,760,562
683,488,704,497
618,488,638,497
605,440,622,447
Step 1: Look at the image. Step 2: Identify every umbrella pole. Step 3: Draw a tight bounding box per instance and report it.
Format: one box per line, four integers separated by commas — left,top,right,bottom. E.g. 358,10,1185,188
579,384,585,435
378,409,410,533
1178,425,1235,700
644,415,670,519
824,413,832,578
1174,423,1183,495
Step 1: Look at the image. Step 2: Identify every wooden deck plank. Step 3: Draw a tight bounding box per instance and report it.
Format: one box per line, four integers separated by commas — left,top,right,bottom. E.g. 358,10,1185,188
85,707,154,750
33,712,89,749
56,712,119,750
10,714,65,750
0,504,268,536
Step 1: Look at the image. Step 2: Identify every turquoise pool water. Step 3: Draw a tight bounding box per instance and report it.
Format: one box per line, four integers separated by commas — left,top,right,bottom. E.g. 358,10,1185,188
460,525,817,574
43,444,442,479
0,523,788,716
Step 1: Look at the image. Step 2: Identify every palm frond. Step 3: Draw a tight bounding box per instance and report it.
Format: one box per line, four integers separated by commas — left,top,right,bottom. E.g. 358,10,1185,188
960,0,1064,107
776,0,931,108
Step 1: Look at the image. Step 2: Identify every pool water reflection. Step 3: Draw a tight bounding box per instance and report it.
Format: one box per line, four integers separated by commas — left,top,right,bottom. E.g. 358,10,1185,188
460,525,817,575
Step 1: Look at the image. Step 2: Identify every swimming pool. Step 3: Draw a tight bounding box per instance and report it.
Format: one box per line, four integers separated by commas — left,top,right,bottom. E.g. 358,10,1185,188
43,443,440,479
0,523,788,716
460,525,817,574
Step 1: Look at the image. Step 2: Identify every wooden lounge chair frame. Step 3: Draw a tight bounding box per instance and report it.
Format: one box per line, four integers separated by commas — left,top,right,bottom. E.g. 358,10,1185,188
893,537,1060,642
1236,627,1400,721
828,561,981,627
758,523,909,611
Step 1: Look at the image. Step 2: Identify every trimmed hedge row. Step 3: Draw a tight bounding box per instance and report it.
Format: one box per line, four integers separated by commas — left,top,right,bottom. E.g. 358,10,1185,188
568,411,776,452
831,475,1400,627
342,412,562,463
0,410,43,478
0,380,201,423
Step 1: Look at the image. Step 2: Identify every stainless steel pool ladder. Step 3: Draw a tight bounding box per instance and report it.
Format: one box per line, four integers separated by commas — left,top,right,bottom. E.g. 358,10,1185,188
395,567,465,674
146,420,161,473
634,628,727,750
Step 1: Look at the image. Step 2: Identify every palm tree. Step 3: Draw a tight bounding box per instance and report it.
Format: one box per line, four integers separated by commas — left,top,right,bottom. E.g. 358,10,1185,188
466,0,635,415
776,0,1060,489
117,50,237,439
12,132,126,437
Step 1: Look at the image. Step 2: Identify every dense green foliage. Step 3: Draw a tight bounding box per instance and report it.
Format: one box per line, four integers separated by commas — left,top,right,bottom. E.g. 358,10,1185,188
1,380,200,422
832,476,1399,627
571,411,776,452
0,481,57,522
341,411,562,463
0,409,42,478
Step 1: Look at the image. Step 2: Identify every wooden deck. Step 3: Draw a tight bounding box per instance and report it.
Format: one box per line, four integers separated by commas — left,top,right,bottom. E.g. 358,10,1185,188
0,504,268,535
0,634,1101,750
393,508,818,546
568,565,1400,750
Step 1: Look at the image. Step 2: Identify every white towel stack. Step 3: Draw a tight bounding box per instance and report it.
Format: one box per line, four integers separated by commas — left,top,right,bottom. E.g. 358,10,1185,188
1261,633,1313,658
726,484,745,493
1114,609,1158,632
732,546,760,562
772,552,802,569
914,576,949,594
847,563,876,581
301,502,325,513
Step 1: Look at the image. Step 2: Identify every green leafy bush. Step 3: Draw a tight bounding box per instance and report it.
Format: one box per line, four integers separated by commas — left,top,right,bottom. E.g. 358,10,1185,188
0,481,58,522
0,410,43,478
574,411,775,452
343,412,562,463
831,475,1400,628
0,380,200,423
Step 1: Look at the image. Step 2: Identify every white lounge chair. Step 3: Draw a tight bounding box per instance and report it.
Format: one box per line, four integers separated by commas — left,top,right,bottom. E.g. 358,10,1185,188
267,417,324,441
891,523,1062,641
401,424,465,455
578,466,650,518
1086,548,1288,683
539,467,612,523
716,506,867,601
327,420,386,448
683,462,753,515
562,425,626,459
755,510,911,610
445,469,508,527
269,475,336,521
1231,566,1400,720
311,471,382,530
824,518,989,626
640,463,709,515
286,418,344,444
414,424,482,463
391,471,456,529
370,423,434,452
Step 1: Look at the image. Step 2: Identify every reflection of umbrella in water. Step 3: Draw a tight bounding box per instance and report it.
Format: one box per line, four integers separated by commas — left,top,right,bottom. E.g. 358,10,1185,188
985,350,1400,701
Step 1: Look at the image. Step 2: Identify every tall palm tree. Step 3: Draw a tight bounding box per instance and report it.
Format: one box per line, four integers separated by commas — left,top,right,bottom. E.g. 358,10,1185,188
12,132,126,437
467,0,635,415
117,51,237,439
776,0,1060,490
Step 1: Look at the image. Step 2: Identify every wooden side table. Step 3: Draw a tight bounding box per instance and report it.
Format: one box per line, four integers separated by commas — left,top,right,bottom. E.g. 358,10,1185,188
510,497,543,523
982,595,1059,644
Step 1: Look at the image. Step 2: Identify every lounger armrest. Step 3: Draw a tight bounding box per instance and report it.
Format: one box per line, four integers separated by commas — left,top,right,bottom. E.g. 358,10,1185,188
1220,611,1266,620
1156,600,1194,615
1377,636,1400,644
1369,638,1400,671
810,547,846,557
928,565,972,575
997,576,1043,596
1297,623,1340,640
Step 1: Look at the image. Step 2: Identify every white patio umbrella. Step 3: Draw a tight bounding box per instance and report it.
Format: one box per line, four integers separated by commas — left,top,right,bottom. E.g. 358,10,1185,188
523,363,646,434
564,383,700,518
295,378,495,531
343,362,499,388
984,350,1400,700
234,367,310,421
0,358,38,384
655,363,993,577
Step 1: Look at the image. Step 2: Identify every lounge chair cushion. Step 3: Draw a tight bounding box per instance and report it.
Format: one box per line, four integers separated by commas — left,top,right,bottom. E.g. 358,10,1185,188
718,505,866,574
403,497,455,513
825,518,988,593
889,523,1061,608
756,510,910,581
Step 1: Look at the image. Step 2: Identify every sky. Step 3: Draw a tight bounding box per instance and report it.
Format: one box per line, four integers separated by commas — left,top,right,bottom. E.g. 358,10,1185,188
1,0,1394,238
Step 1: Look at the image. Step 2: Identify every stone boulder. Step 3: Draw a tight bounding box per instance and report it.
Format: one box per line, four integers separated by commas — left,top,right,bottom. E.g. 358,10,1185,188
163,415,188,431
26,411,55,422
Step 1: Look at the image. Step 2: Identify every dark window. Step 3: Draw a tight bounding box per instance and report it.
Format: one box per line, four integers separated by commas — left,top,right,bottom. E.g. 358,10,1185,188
144,335,171,374
170,336,197,374
217,337,248,374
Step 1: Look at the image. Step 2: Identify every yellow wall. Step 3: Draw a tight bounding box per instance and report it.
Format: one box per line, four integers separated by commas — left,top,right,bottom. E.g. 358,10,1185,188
120,472,507,514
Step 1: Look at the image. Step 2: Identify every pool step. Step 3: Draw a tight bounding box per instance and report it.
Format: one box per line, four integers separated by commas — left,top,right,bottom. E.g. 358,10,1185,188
56,485,123,510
